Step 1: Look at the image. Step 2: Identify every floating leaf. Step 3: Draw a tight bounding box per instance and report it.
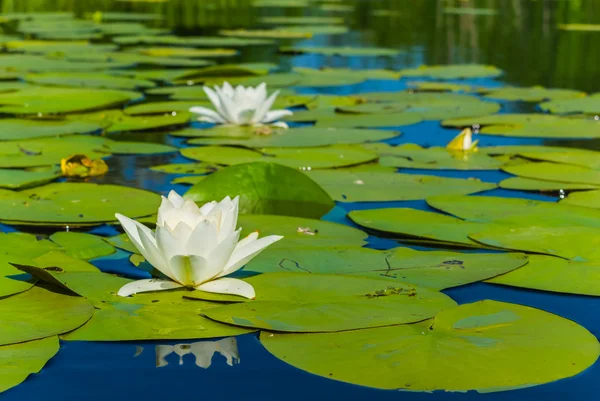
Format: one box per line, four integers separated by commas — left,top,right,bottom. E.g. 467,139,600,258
398,64,503,79
181,145,378,169
0,336,59,394
0,119,102,141
49,232,115,260
499,177,599,191
280,46,401,57
561,190,600,209
260,16,344,24
185,162,334,218
202,273,457,332
68,109,191,133
481,86,584,102
0,168,61,190
274,25,348,35
113,35,273,47
503,162,600,185
304,170,495,202
131,47,237,58
517,148,600,169
219,29,311,39
540,94,600,114
260,301,599,392
25,72,156,90
443,7,498,15
407,81,476,92
150,162,217,174
558,23,600,32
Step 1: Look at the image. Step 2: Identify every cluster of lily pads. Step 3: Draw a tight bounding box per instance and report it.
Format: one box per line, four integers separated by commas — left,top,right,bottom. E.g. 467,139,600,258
2,8,600,398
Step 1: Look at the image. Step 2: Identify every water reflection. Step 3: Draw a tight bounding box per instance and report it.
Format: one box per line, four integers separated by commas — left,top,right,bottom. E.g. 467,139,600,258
154,337,240,368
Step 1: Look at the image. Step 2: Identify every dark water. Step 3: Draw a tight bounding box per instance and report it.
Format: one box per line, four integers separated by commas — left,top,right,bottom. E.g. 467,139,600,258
3,1,600,400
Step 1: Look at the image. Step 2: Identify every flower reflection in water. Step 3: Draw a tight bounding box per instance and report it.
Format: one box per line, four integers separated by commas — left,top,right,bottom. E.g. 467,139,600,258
155,337,240,368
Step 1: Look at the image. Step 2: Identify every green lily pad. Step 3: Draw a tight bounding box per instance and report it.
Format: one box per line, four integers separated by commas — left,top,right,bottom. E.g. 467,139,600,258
540,93,600,114
517,149,600,169
443,114,600,138
25,72,157,91
481,86,584,102
113,35,273,47
95,23,169,36
558,23,600,32
0,87,140,115
304,170,495,202
202,273,457,332
5,40,116,55
180,145,378,169
0,183,160,226
172,176,206,185
398,64,503,79
274,25,349,35
238,214,367,249
560,190,600,209
67,109,191,133
0,168,61,189
124,101,204,116
499,177,600,191
90,12,164,22
348,208,489,248
0,119,102,141
104,233,139,254
503,162,600,185
150,162,218,174
219,28,312,39
185,162,334,218
279,46,401,57
407,81,476,92
0,336,60,395
49,232,115,260
488,255,600,296
0,285,93,345
66,51,215,68
260,300,599,392
369,143,504,170
0,54,134,72
187,127,400,148
443,7,498,15
260,16,344,24
131,47,237,58
246,246,527,290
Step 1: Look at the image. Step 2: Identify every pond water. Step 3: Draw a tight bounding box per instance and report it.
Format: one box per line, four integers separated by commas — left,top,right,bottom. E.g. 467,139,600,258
2,0,600,400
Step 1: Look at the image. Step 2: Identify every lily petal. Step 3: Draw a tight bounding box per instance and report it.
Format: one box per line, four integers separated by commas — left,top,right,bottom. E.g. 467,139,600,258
195,277,255,299
220,234,283,277
136,225,176,281
117,279,183,297
189,106,226,123
252,90,279,123
115,213,154,253
263,109,293,123
169,254,210,286
270,121,289,129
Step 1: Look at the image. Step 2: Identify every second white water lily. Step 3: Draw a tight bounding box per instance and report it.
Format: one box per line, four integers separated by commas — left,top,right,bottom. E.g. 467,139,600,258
189,82,293,128
115,191,283,299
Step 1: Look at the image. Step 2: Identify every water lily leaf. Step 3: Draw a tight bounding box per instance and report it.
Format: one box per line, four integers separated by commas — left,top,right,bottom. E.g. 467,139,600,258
369,143,504,170
315,112,422,128
64,51,214,68
488,255,600,296
252,0,309,7
304,170,495,202
68,109,191,133
348,208,489,247
503,162,600,185
180,145,378,169
238,214,367,249
481,86,584,102
260,300,599,392
0,87,140,115
203,272,457,332
172,176,206,185
443,114,600,138
398,64,503,79
499,177,600,191
113,35,273,47
124,100,203,116
185,162,334,218
561,190,600,209
88,12,164,22
0,168,61,189
131,47,237,58
280,46,401,57
150,162,218,174
0,183,159,226
49,232,115,260
95,23,169,36
187,127,400,148
5,40,116,55
0,54,133,72
33,251,99,273
540,93,600,114
0,336,60,394
0,119,102,141
246,246,527,290
517,149,600,169
443,7,498,15
273,25,349,35
219,28,312,39
260,16,344,24
558,23,600,32
407,81,476,92
24,72,156,90
0,285,93,345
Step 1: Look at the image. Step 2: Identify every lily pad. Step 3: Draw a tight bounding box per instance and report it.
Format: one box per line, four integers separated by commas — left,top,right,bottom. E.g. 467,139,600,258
202,273,457,332
187,127,400,148
0,168,61,189
499,177,600,191
273,25,349,35
67,109,191,133
517,149,600,169
150,162,218,175
398,64,503,79
0,119,102,141
443,7,498,15
0,336,60,394
180,145,378,169
49,232,115,260
113,35,273,47
0,183,160,226
561,190,600,209
304,170,495,202
246,246,527,290
482,86,584,102
131,47,237,58
558,23,600,32
503,162,600,185
219,29,312,39
279,46,401,57
260,301,599,392
540,93,600,114
0,285,94,345
185,162,334,218
24,72,156,90
260,16,344,25
488,255,600,296
443,114,600,138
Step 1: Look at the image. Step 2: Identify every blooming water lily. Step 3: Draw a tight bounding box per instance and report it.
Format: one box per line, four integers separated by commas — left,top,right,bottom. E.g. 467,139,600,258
189,82,293,128
115,191,283,299
446,127,478,152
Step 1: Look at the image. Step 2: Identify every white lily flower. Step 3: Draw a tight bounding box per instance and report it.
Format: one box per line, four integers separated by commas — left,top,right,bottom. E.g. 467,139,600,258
115,191,283,299
189,82,293,128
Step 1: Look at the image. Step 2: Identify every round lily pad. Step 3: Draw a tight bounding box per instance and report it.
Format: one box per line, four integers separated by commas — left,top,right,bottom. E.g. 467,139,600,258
503,162,600,185
202,272,457,332
260,300,599,392
24,72,157,90
304,170,496,202
0,183,160,226
260,16,345,24
67,109,191,133
0,119,102,141
0,168,61,190
49,232,115,260
150,162,218,174
131,47,238,58
185,162,335,218
279,46,401,57
499,177,600,191
180,145,378,169
398,64,503,79
482,86,584,102
561,190,600,209
540,93,600,114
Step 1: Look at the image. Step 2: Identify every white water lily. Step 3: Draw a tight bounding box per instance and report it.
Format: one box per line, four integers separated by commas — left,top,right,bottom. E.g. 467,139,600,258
189,82,293,128
115,191,283,299
446,127,479,152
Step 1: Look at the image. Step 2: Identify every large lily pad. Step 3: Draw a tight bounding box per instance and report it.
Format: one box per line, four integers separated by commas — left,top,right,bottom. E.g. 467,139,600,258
279,46,401,57
130,47,238,58
0,168,61,190
0,183,160,226
517,148,600,169
202,273,457,332
503,162,600,185
540,93,600,114
0,285,94,345
481,86,584,102
113,35,273,47
443,114,600,138
49,232,115,260
0,336,60,394
67,109,191,133
185,162,334,218
561,190,600,209
180,145,378,169
398,64,503,79
260,301,599,392
260,16,344,25
499,177,600,191
0,119,102,140
25,72,157,90
304,170,495,202
246,246,527,290
150,162,218,175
